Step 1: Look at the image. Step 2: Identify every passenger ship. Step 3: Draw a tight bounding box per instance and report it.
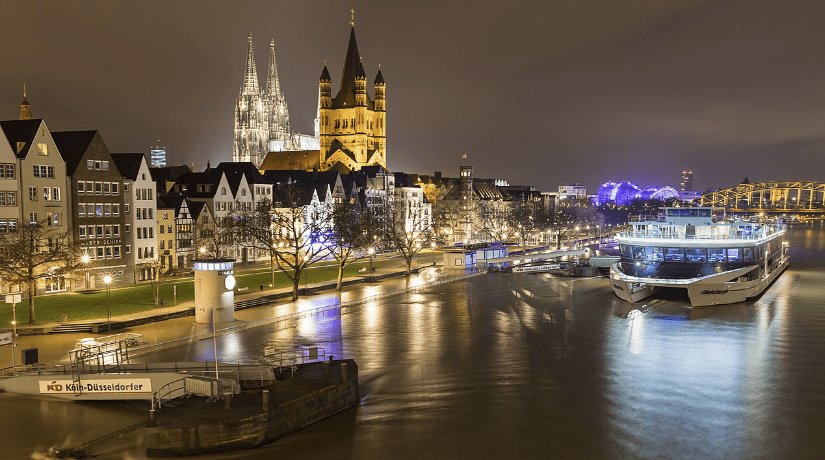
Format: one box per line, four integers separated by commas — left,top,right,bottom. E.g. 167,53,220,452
610,207,789,307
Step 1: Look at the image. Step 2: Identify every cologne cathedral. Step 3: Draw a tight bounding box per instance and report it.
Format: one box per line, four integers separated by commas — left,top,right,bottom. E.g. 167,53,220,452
232,34,319,167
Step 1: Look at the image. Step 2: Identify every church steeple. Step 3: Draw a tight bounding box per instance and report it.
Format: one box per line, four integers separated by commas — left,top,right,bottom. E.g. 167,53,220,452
19,84,32,120
242,33,259,95
265,39,282,98
336,27,362,104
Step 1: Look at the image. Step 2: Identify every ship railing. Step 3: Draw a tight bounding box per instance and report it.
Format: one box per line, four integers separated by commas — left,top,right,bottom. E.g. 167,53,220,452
616,230,780,241
126,271,484,359
152,375,239,410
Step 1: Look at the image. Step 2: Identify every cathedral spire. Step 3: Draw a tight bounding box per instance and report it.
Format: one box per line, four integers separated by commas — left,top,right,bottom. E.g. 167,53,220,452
338,27,361,99
19,84,32,120
242,33,259,95
265,39,282,97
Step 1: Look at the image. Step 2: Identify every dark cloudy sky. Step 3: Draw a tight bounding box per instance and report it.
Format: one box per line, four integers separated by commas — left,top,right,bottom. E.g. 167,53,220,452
2,0,824,193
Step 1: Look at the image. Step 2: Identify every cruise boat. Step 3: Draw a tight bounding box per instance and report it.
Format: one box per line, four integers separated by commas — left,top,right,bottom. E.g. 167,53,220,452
609,207,789,307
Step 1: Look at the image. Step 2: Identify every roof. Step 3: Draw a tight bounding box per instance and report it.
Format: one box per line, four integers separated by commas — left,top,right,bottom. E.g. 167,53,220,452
320,66,331,83
188,200,207,220
332,27,374,109
259,150,320,172
51,130,104,175
157,194,187,218
374,68,385,86
110,153,145,180
214,161,266,195
173,170,225,198
0,118,43,158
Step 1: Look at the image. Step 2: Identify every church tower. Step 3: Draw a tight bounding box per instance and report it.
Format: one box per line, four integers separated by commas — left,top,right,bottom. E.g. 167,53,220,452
233,34,269,166
265,39,291,150
317,14,387,173
19,84,32,120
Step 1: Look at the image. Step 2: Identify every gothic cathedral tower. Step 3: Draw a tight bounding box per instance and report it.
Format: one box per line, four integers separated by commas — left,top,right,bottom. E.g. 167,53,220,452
317,19,387,173
233,34,268,166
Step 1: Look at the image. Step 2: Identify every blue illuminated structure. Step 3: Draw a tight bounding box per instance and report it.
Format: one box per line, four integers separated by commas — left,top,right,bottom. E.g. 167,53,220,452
595,181,680,206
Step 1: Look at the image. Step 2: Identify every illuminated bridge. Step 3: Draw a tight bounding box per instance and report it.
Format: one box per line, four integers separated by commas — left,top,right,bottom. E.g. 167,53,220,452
699,181,825,214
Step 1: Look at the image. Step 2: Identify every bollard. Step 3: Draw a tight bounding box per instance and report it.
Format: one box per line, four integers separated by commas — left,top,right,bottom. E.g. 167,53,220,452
223,392,232,410
262,389,270,412
328,355,334,363
341,362,348,382
61,314,67,322
149,408,155,420
324,361,330,376
211,380,218,398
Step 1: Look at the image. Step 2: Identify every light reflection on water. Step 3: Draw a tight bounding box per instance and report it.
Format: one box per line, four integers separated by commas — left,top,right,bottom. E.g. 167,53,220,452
2,224,825,459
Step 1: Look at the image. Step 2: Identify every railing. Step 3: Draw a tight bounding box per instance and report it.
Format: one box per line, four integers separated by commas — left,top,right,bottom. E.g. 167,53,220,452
127,271,484,359
152,375,240,410
617,229,784,241
265,346,326,368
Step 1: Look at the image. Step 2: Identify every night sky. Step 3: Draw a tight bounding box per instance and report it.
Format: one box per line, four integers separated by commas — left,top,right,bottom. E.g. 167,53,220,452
3,0,824,193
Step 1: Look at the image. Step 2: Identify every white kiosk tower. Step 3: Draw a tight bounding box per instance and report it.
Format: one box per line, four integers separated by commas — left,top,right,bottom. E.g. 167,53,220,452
193,259,236,324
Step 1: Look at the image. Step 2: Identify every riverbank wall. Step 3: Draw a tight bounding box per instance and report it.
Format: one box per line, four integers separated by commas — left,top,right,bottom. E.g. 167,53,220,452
145,359,358,457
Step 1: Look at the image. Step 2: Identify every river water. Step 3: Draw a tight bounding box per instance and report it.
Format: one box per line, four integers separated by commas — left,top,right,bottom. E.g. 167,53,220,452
4,223,825,459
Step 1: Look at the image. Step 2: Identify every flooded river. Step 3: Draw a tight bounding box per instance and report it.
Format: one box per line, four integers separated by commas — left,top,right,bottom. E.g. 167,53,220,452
4,223,825,459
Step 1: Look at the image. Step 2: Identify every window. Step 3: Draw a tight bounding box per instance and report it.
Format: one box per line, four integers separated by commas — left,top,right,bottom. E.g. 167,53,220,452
241,189,246,197
29,212,37,224
102,161,109,171
137,228,142,239
37,143,48,155
87,160,94,170
53,187,60,201
708,248,726,263
95,204,103,217
95,182,102,195
97,247,104,259
159,225,164,234
665,247,685,262
124,204,130,213
727,248,743,262
168,239,173,249
148,209,152,219
113,204,120,216
0,193,6,206
105,246,112,259
112,183,119,195
160,240,165,249
138,247,143,259
149,227,153,238
113,225,120,237
104,204,111,217
87,225,94,238
124,183,129,193
87,181,94,193
46,212,53,226
0,164,14,179
33,165,54,178
94,161,102,170
78,204,86,217
126,245,131,254
136,208,141,220
167,224,172,233
686,248,707,263
113,246,120,258
103,182,110,195
125,224,130,233
96,225,103,238
79,227,85,238
7,219,16,232
221,187,226,195
43,187,51,201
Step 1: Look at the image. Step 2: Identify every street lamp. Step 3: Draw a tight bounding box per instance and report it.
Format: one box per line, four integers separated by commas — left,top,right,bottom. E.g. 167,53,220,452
368,247,375,271
81,254,90,290
431,242,436,265
303,255,309,294
103,275,112,332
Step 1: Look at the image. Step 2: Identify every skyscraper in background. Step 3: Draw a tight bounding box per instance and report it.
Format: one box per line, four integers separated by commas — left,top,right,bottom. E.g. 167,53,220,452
680,170,693,191
150,141,166,167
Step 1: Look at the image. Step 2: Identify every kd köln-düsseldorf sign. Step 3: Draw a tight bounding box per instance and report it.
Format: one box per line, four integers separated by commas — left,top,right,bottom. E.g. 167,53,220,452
39,378,152,395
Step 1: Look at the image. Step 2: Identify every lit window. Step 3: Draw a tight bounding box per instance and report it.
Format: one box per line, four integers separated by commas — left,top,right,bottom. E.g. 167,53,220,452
37,143,48,155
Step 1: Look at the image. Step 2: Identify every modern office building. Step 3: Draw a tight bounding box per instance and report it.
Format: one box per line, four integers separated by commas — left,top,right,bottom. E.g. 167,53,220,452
680,170,694,191
150,142,166,167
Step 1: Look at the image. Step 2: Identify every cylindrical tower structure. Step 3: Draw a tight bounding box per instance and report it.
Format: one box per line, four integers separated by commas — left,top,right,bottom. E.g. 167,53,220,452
193,259,236,324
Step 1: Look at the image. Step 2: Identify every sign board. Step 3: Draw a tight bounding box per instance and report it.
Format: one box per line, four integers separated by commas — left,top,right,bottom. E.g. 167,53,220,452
39,378,152,395
5,294,21,304
0,331,11,346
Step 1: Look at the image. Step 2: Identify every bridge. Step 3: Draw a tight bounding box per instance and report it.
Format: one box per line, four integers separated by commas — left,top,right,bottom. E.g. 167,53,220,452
699,181,825,214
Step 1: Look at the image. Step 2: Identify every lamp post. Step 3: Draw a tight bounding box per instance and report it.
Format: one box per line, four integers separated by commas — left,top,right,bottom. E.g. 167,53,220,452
199,246,206,258
368,247,375,271
303,255,309,294
415,242,421,269
81,254,90,290
103,275,112,332
430,242,436,265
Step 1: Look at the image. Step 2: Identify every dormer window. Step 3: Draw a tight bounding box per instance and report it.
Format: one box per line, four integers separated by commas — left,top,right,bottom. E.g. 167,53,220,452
221,187,227,195
16,142,25,153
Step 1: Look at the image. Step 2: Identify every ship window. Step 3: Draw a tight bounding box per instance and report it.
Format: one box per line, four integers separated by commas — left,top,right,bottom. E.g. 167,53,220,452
686,248,707,263
664,247,685,262
708,248,726,262
644,247,664,261
727,248,743,262
744,247,754,262
620,245,631,258
631,246,646,260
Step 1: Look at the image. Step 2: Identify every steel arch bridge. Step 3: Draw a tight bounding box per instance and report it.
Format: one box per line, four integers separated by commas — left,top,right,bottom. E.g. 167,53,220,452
699,181,825,213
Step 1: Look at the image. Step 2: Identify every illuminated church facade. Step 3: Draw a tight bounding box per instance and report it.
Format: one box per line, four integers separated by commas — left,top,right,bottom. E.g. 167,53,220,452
260,22,387,174
233,35,319,168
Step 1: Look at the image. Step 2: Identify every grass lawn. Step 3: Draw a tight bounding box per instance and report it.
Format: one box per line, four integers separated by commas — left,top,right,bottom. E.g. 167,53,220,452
1,259,390,325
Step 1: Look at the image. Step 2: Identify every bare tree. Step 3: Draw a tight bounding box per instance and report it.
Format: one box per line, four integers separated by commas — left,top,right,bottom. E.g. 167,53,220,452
476,200,519,245
382,197,434,274
270,184,332,300
138,258,168,306
327,201,375,290
0,220,78,324
230,198,280,287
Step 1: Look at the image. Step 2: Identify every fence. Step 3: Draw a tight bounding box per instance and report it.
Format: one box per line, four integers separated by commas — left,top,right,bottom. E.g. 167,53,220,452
127,271,483,360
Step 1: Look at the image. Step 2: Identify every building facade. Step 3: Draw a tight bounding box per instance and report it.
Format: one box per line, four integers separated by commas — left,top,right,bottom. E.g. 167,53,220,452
112,153,158,282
